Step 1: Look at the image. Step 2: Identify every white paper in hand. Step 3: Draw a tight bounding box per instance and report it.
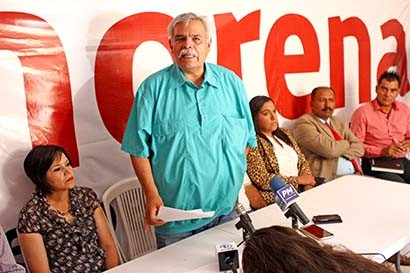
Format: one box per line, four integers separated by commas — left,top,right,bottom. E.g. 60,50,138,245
157,206,215,222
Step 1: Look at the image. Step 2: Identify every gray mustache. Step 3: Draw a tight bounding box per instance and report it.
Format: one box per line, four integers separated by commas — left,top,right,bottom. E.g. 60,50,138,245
178,49,198,58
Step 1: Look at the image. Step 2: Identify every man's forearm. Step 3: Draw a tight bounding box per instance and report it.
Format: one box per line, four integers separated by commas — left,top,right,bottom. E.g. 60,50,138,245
130,155,159,198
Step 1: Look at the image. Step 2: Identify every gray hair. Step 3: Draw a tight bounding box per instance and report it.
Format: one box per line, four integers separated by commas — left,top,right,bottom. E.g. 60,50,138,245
167,12,211,43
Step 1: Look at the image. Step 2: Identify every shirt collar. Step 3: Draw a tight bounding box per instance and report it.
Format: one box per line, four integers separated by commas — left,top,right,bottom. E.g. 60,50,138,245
202,63,219,88
170,62,219,89
316,116,331,125
371,98,399,111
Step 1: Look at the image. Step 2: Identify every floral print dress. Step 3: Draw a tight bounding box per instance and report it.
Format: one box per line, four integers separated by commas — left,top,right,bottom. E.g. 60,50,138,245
18,186,106,273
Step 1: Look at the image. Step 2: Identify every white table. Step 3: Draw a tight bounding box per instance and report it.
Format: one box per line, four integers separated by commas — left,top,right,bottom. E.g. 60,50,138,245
105,175,410,273
104,227,241,273
219,175,410,261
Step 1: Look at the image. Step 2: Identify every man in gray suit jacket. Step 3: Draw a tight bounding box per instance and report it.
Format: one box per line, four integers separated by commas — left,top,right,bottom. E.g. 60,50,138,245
293,86,364,181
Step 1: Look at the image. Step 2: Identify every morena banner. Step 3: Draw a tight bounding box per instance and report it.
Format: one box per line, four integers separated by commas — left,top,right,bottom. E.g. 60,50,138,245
0,0,409,229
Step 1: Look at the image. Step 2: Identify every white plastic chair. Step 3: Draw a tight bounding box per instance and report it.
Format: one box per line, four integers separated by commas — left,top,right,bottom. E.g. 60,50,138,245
102,177,157,263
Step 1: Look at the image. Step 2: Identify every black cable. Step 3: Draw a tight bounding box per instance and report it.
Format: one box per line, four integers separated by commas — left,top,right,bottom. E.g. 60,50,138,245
237,239,245,247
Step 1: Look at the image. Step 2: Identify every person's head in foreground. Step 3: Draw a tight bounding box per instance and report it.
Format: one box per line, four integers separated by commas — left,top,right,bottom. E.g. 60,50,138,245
242,225,394,273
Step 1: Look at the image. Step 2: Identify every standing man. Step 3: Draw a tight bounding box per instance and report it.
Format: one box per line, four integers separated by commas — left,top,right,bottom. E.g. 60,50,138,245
121,13,256,248
351,71,410,183
294,86,364,181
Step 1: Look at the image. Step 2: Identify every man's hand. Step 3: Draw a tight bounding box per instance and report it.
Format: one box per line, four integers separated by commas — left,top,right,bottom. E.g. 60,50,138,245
382,143,406,158
129,156,167,232
399,140,410,152
144,192,166,232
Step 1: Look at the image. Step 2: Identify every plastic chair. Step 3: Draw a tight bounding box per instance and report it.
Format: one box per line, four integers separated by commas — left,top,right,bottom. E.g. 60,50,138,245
102,177,157,263
5,227,29,272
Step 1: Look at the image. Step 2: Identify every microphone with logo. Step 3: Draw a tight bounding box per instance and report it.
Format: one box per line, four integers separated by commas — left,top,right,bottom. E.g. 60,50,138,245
215,203,254,272
215,242,239,272
269,177,310,228
234,202,256,242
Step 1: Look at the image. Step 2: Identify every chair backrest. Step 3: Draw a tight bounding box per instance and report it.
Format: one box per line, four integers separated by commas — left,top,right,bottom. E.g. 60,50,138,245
5,227,29,272
102,177,157,263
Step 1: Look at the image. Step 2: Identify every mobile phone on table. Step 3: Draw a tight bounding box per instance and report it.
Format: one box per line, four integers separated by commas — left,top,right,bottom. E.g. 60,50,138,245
312,214,342,224
299,224,334,240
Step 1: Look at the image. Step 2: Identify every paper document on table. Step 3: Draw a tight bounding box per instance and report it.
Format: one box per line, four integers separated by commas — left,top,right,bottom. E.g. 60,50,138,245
157,206,215,222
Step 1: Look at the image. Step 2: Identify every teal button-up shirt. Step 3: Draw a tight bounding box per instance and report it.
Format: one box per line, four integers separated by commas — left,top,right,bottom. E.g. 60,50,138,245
122,62,256,234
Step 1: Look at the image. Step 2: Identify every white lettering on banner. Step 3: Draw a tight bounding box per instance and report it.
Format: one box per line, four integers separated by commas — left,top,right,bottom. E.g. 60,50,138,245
0,0,409,230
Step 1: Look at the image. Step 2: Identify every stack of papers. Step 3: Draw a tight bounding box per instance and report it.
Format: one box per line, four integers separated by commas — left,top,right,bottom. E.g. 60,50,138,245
157,206,215,222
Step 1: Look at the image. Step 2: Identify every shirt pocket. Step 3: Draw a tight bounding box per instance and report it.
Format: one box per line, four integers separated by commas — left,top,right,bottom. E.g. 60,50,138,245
152,119,187,155
222,115,248,152
153,119,185,137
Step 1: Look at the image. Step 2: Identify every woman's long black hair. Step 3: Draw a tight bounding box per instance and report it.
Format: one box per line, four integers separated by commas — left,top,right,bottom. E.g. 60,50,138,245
249,95,292,147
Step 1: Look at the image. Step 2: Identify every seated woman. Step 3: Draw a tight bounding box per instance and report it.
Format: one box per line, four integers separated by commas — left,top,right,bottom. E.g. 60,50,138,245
18,145,118,273
242,225,394,273
246,96,316,209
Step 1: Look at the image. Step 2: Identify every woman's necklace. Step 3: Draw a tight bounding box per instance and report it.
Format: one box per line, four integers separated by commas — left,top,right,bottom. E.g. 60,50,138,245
55,207,70,216
47,197,71,216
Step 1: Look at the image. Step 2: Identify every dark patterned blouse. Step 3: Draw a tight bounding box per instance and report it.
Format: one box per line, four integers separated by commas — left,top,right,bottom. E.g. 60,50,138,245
18,186,106,273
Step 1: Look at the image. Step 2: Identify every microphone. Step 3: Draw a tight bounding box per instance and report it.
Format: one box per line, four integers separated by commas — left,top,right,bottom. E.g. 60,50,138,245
216,242,239,272
269,177,310,226
234,203,256,240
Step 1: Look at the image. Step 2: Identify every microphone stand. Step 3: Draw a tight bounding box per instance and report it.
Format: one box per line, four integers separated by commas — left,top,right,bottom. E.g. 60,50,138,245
235,220,252,245
284,210,299,229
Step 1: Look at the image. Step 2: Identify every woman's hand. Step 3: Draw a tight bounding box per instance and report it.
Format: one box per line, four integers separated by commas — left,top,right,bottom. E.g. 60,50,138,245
303,184,315,191
297,174,316,187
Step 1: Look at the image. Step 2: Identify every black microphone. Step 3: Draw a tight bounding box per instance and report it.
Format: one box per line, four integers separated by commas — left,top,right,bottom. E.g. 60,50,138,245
234,202,256,240
269,177,310,226
216,242,239,272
